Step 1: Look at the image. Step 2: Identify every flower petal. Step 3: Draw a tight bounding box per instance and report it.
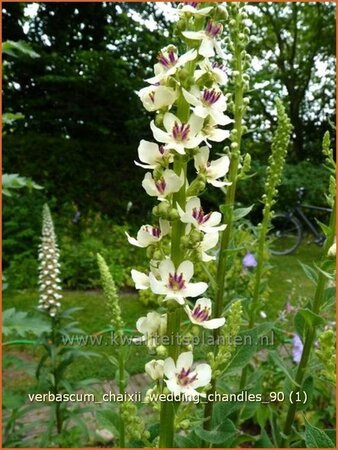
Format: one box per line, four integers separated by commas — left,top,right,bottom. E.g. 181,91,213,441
163,357,176,378
131,270,149,290
185,282,208,298
191,363,212,388
202,318,226,330
177,351,193,371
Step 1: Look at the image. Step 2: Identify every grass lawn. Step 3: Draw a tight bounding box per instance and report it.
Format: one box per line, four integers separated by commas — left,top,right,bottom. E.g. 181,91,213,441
3,241,324,387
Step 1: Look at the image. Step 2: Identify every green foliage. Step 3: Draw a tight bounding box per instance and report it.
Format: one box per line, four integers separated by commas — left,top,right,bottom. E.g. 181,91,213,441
3,40,39,58
2,308,51,337
304,422,335,448
2,173,43,197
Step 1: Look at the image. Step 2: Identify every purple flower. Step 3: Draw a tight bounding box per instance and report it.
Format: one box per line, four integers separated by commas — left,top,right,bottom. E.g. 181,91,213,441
292,334,303,363
242,252,257,269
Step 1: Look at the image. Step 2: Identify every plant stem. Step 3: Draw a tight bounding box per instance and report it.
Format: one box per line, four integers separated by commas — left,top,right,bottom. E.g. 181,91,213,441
51,317,62,436
159,100,188,448
281,201,336,446
239,207,271,390
203,10,245,436
118,347,126,448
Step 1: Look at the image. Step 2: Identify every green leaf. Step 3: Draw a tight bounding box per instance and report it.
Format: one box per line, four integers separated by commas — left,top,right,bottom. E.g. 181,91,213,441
299,262,318,284
3,40,40,58
195,425,236,445
298,376,313,411
304,422,335,448
269,351,299,386
224,323,274,374
96,409,120,434
233,205,254,221
2,308,51,337
297,309,325,330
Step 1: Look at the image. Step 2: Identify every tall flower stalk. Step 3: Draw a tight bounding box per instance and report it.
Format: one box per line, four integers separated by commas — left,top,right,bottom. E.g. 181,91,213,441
38,204,62,317
203,3,250,432
130,3,232,447
239,99,292,390
281,133,336,446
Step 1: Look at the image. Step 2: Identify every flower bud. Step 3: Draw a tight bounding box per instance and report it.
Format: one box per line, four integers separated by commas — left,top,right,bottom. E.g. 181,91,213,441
155,113,164,127
156,345,168,357
145,359,164,380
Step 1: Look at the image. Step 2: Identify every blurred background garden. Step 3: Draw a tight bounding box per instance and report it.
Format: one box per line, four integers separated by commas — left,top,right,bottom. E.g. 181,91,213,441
2,2,336,447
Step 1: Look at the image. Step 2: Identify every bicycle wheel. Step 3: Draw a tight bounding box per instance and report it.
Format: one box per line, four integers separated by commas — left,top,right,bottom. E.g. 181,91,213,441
269,213,302,255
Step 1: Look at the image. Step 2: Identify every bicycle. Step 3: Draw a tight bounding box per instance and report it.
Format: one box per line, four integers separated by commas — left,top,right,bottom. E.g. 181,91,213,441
269,187,332,255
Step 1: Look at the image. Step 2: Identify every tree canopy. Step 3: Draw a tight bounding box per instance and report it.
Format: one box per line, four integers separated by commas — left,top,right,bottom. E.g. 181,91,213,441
3,2,335,219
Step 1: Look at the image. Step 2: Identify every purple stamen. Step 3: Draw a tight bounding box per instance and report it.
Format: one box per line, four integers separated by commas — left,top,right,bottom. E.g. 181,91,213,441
167,272,185,291
151,226,161,238
149,91,155,103
205,20,223,38
177,367,198,386
186,2,198,7
172,121,190,142
155,178,166,194
212,61,226,72
157,50,178,68
192,305,210,322
192,207,211,224
202,88,221,106
159,145,165,155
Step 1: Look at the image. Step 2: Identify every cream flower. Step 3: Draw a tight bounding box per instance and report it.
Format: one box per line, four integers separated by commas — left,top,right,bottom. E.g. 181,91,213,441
150,112,204,155
135,140,173,170
142,169,184,201
183,86,231,126
194,59,228,86
131,269,150,290
185,298,225,329
194,146,231,187
199,232,219,262
135,312,167,348
199,117,231,146
178,3,213,17
163,351,211,398
178,197,226,234
147,46,197,84
149,259,207,305
126,219,170,248
145,359,165,380
137,85,177,112
182,21,225,59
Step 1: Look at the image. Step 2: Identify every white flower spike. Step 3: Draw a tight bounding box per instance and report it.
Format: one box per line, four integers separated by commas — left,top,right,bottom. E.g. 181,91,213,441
150,112,204,155
194,146,231,187
178,197,226,234
142,169,184,201
149,259,207,305
185,298,225,329
163,351,211,398
126,219,170,248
